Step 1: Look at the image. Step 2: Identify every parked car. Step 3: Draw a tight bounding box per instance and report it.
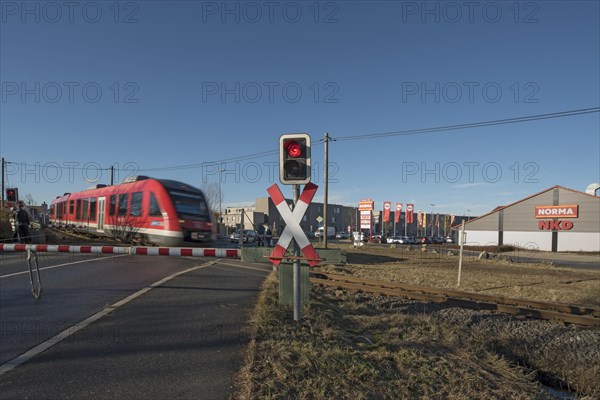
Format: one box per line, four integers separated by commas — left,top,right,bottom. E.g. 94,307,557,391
336,232,351,239
386,236,403,244
230,230,257,243
444,236,455,243
370,235,384,243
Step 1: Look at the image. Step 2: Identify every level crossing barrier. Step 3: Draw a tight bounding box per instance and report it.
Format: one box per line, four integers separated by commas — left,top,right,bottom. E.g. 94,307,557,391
1,244,241,300
0,244,241,258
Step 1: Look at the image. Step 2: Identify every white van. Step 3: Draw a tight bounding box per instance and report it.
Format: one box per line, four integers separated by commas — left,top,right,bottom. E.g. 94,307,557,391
314,226,335,238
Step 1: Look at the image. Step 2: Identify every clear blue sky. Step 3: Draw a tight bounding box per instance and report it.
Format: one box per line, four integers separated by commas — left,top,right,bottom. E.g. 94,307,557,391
1,0,599,216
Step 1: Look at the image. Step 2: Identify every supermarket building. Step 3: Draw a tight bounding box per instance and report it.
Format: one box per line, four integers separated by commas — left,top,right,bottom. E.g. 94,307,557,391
460,185,600,252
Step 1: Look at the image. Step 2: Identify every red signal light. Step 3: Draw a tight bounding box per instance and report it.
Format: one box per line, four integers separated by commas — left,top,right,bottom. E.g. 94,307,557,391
6,188,18,202
285,141,302,158
279,133,311,185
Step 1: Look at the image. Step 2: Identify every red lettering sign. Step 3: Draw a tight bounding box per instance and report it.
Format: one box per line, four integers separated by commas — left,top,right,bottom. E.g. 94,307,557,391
538,220,574,231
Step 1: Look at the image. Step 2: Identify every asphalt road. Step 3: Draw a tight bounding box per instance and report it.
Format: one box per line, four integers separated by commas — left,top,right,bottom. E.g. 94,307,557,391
0,252,271,400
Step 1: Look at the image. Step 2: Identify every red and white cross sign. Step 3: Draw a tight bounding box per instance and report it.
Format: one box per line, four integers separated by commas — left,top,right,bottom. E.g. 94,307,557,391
267,182,320,267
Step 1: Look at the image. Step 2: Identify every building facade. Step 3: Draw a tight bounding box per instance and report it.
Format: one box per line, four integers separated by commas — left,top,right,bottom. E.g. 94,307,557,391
254,197,356,236
459,185,600,252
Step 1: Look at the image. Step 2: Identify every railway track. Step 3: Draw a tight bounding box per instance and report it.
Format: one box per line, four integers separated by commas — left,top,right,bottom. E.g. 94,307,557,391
310,273,600,327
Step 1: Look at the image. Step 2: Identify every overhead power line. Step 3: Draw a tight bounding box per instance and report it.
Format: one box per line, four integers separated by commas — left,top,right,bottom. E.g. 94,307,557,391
5,107,598,172
334,107,600,142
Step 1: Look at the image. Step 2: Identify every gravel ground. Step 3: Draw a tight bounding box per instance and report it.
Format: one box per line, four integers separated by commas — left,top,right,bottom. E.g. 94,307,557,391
307,247,600,398
333,289,600,399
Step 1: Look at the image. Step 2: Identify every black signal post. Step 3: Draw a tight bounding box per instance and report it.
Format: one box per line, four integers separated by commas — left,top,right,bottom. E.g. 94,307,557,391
6,188,18,203
279,133,311,185
278,133,312,321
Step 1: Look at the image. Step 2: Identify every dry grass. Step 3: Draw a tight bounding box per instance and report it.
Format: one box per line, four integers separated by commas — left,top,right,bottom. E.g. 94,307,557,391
233,272,565,400
233,245,600,399
318,245,600,307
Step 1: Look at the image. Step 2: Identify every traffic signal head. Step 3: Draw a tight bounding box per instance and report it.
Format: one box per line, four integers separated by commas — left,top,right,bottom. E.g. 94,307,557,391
279,133,311,185
6,188,18,202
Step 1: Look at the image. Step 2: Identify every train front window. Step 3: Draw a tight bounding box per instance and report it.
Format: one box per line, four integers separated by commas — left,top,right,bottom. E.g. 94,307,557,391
167,190,210,221
149,193,162,217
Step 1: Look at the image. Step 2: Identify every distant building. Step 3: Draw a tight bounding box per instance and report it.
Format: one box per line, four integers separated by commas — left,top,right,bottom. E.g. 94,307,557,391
255,197,356,236
222,206,265,233
222,198,357,236
372,210,469,238
458,185,600,252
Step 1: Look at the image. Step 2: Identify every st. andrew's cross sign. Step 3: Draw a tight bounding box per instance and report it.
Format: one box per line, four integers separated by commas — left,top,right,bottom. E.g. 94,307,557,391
267,182,320,267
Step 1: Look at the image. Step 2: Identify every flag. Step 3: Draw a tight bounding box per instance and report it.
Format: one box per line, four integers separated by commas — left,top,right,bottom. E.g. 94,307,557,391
436,213,440,227
417,210,422,227
451,214,456,225
383,202,391,223
395,203,402,223
423,213,427,228
406,204,414,223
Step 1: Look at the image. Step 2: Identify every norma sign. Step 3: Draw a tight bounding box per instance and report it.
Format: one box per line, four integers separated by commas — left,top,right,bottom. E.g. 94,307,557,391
535,205,579,219
358,199,374,211
536,204,579,231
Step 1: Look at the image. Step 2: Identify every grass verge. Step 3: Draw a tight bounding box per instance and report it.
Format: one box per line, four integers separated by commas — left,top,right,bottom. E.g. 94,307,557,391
232,270,597,399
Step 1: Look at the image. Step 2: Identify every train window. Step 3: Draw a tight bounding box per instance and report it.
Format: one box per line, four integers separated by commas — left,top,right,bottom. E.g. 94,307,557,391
76,199,82,220
149,193,162,216
118,193,129,216
89,198,97,221
167,190,210,220
83,198,89,221
69,200,74,214
109,195,117,216
131,192,142,217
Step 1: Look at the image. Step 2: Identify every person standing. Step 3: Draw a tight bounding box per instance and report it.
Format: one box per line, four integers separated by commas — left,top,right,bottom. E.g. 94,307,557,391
14,201,32,243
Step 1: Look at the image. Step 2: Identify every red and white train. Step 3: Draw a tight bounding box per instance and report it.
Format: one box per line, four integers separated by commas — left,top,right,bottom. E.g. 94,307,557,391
49,176,216,246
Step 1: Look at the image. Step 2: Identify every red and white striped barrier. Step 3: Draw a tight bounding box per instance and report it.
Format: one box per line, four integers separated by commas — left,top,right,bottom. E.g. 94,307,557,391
267,182,320,267
0,244,240,258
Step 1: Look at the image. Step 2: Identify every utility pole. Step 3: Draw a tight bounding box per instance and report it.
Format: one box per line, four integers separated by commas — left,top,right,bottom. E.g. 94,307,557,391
1,158,4,210
219,167,225,236
110,165,114,185
323,132,330,248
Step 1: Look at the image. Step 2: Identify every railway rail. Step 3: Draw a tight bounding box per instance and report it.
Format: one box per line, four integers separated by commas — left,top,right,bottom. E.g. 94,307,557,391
310,273,600,327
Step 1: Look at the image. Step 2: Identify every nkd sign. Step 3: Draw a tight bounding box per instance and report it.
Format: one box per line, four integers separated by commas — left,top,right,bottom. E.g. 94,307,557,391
535,204,578,231
538,220,574,231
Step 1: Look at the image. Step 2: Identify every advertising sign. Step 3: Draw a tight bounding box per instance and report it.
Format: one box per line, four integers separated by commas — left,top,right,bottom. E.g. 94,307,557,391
535,205,579,219
406,204,414,223
395,203,402,223
383,202,391,223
